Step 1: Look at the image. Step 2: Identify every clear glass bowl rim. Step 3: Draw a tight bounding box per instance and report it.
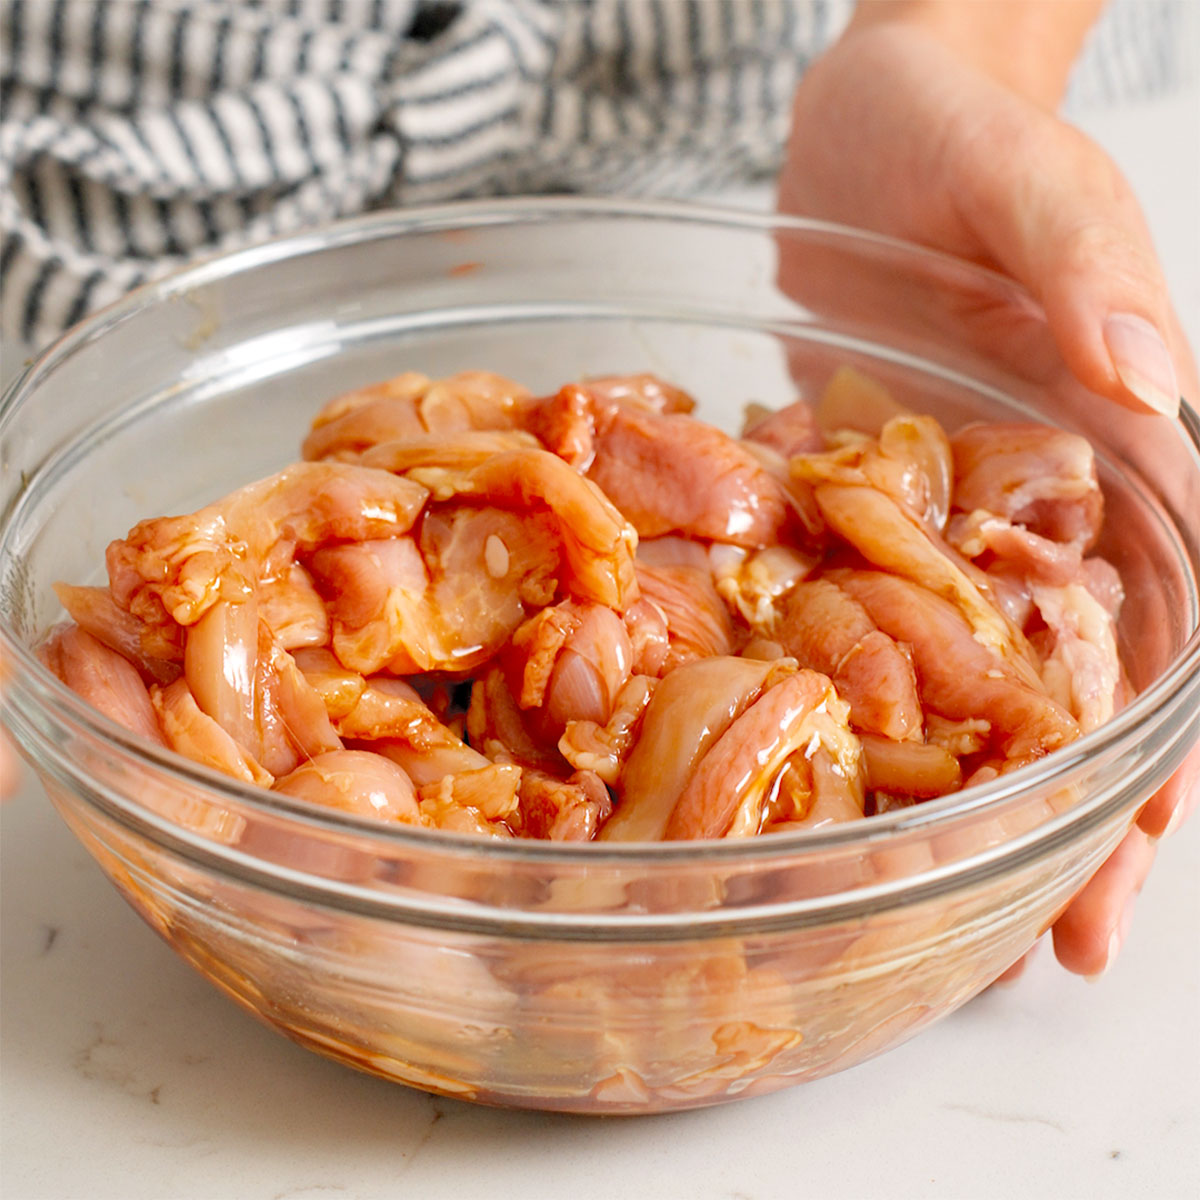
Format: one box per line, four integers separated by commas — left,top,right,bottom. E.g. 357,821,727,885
2,196,1198,882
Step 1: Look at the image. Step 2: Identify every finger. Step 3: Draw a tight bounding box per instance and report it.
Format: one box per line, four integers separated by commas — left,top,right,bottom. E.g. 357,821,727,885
1050,825,1156,976
0,731,22,801
955,105,1193,418
1137,740,1200,839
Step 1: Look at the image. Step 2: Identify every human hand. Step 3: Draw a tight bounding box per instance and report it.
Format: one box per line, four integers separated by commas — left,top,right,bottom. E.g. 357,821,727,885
778,3,1196,419
1052,744,1199,976
777,1,1198,976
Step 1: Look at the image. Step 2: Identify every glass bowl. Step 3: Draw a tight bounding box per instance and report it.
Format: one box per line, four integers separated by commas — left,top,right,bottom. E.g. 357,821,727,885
2,199,1197,1115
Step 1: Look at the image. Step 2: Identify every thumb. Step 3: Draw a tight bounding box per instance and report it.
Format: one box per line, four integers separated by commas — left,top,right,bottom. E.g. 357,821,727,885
956,110,1190,418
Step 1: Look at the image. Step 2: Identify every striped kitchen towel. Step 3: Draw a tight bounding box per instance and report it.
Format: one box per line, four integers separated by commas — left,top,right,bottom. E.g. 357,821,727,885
0,0,1192,351
0,0,856,349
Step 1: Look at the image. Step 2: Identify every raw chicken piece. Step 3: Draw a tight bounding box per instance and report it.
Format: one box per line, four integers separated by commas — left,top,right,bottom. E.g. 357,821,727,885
808,483,1042,689
707,544,817,633
182,598,341,777
274,750,422,823
634,564,737,671
664,669,864,840
529,384,597,470
307,536,424,676
950,422,1103,548
946,423,1103,590
762,742,869,832
107,462,429,630
292,647,366,718
815,365,910,437
327,675,525,828
875,415,954,532
307,370,429,430
183,596,262,758
791,410,954,532
1079,557,1126,620
740,638,790,661
515,768,613,841
53,583,181,682
981,562,1036,629
578,373,697,414
302,371,534,460
39,624,168,747
416,504,560,664
559,674,657,785
302,369,429,458
266,642,344,760
741,397,824,458
620,598,672,677
776,578,923,742
308,508,559,675
600,656,796,842
962,753,1046,789
374,440,639,613
507,603,587,711
507,601,633,731
416,782,517,838
466,666,567,774
585,401,800,547
355,429,542,474
1073,563,1134,711
858,734,962,799
736,438,829,548
534,376,822,551
528,375,699,470
416,764,522,829
257,564,330,649
635,535,712,571
335,676,493,786
947,512,1084,586
833,570,1078,758
151,677,271,785
1030,582,1123,733
924,714,991,758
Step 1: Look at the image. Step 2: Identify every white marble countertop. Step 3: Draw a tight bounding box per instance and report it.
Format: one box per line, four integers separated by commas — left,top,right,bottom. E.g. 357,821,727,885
3,80,1199,1200
1,768,1197,1200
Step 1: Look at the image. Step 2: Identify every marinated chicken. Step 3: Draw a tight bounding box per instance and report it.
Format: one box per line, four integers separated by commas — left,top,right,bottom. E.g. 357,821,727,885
44,366,1128,841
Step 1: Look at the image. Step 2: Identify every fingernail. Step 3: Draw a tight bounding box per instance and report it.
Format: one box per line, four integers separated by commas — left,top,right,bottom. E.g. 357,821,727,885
1162,800,1187,839
1084,905,1134,982
1103,313,1180,417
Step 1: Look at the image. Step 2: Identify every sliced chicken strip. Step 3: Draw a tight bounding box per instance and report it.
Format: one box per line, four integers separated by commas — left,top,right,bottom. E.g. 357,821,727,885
950,421,1102,549
303,370,534,461
666,670,863,840
776,578,923,742
40,624,168,748
600,656,794,842
635,564,737,672
811,483,1042,689
586,402,799,547
151,678,271,786
53,583,181,682
832,570,1078,759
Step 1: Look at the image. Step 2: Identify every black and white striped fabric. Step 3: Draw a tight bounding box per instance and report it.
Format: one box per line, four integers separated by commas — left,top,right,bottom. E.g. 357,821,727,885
0,0,1192,351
